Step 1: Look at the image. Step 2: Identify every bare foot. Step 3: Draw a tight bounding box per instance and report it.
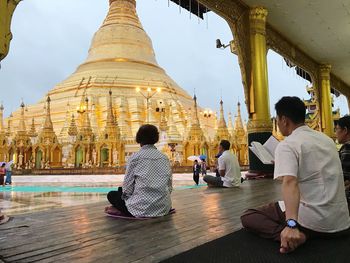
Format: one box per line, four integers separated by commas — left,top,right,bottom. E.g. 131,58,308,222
105,206,120,214
280,231,307,254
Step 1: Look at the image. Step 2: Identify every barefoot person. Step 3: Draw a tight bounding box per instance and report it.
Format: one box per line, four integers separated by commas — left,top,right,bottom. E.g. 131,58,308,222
0,163,5,187
241,96,350,253
106,124,172,217
192,160,200,185
203,140,241,188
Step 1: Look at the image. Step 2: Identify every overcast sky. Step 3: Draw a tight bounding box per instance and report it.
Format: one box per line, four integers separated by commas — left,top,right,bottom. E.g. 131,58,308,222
0,0,348,121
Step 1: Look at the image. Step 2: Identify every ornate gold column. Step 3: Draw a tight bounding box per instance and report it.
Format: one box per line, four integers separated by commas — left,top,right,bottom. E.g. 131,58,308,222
247,7,271,133
246,7,273,174
0,0,21,61
319,64,334,137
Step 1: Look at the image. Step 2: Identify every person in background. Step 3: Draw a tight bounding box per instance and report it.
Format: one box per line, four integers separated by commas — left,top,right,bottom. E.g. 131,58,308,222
203,140,241,188
105,124,172,217
5,162,13,185
193,160,201,185
0,163,5,187
335,115,350,207
200,159,207,176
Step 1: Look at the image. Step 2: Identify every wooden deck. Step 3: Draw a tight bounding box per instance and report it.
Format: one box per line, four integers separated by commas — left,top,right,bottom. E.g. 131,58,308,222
0,180,281,263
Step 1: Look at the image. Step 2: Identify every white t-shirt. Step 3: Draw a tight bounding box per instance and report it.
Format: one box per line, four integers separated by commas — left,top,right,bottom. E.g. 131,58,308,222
218,150,241,187
274,125,350,233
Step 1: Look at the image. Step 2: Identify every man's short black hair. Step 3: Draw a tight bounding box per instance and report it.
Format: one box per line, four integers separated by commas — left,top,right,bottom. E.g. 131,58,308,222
220,140,230,150
1,163,5,167
275,96,306,124
337,115,350,130
136,124,159,145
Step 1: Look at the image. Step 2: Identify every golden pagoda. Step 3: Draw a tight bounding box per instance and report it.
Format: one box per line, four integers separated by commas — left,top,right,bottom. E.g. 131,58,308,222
215,100,230,141
231,102,248,165
34,96,62,168
9,0,194,140
1,0,248,169
183,95,208,165
11,102,32,169
95,90,125,167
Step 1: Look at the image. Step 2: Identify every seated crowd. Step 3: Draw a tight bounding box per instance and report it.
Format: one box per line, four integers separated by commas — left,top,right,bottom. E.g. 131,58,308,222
4,96,349,256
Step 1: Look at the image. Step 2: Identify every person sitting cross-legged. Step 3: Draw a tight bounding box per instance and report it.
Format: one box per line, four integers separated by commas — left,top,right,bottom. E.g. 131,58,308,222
106,124,173,218
335,115,350,209
203,140,241,188
241,96,350,254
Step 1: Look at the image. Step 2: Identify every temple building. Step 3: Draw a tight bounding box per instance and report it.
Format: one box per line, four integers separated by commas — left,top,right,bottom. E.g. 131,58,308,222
304,85,340,131
1,0,249,169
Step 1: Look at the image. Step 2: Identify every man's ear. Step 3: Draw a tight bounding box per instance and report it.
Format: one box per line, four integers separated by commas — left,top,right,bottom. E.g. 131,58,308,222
281,115,287,125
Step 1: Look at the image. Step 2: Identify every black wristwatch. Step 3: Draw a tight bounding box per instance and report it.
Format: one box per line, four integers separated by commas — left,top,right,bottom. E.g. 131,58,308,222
286,219,299,229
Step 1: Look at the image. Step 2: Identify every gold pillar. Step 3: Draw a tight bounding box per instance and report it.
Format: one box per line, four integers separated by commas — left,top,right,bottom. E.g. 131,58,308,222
247,7,271,133
319,64,334,137
245,7,274,174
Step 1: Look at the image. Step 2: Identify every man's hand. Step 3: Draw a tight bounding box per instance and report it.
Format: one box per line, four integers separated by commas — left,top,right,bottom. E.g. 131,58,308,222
280,227,306,253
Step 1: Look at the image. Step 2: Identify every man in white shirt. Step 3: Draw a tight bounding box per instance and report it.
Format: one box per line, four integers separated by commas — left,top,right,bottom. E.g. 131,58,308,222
241,96,350,253
203,140,241,187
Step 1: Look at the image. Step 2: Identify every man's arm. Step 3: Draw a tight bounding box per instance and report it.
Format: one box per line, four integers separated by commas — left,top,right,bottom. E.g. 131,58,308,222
282,175,300,220
280,175,306,253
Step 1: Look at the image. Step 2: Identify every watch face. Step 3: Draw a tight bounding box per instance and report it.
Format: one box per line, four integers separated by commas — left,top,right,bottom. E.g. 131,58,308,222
287,219,297,228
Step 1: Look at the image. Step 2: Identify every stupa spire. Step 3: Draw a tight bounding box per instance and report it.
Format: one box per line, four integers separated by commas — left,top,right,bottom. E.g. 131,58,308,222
0,103,4,132
68,114,78,137
18,101,26,132
215,100,230,140
43,96,54,131
81,97,92,133
192,95,200,127
103,90,120,140
106,90,116,126
233,102,244,131
84,0,159,69
28,118,38,138
218,100,227,128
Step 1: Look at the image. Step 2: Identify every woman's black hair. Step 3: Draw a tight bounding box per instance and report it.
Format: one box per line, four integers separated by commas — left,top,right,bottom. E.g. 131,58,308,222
136,124,159,145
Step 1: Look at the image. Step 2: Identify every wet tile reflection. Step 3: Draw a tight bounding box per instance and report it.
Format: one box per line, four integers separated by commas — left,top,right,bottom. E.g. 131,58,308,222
0,173,207,216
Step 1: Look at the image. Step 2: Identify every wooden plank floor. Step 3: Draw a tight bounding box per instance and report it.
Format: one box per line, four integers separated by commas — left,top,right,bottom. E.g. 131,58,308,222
0,180,281,263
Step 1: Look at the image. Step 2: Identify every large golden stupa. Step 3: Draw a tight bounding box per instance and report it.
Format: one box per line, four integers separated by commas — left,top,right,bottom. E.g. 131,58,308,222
1,0,248,169
11,0,194,139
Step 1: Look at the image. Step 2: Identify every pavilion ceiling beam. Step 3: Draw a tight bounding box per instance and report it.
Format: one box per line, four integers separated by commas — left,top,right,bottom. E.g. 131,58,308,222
199,0,350,105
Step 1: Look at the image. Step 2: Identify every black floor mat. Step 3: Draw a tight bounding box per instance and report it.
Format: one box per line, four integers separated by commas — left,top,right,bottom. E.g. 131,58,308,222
161,229,349,263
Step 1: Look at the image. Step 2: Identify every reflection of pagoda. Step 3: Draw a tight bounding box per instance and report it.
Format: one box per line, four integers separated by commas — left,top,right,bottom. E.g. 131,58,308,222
304,85,340,130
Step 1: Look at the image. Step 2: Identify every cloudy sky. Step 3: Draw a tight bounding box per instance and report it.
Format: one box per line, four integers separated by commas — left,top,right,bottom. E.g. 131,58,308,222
0,0,348,121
